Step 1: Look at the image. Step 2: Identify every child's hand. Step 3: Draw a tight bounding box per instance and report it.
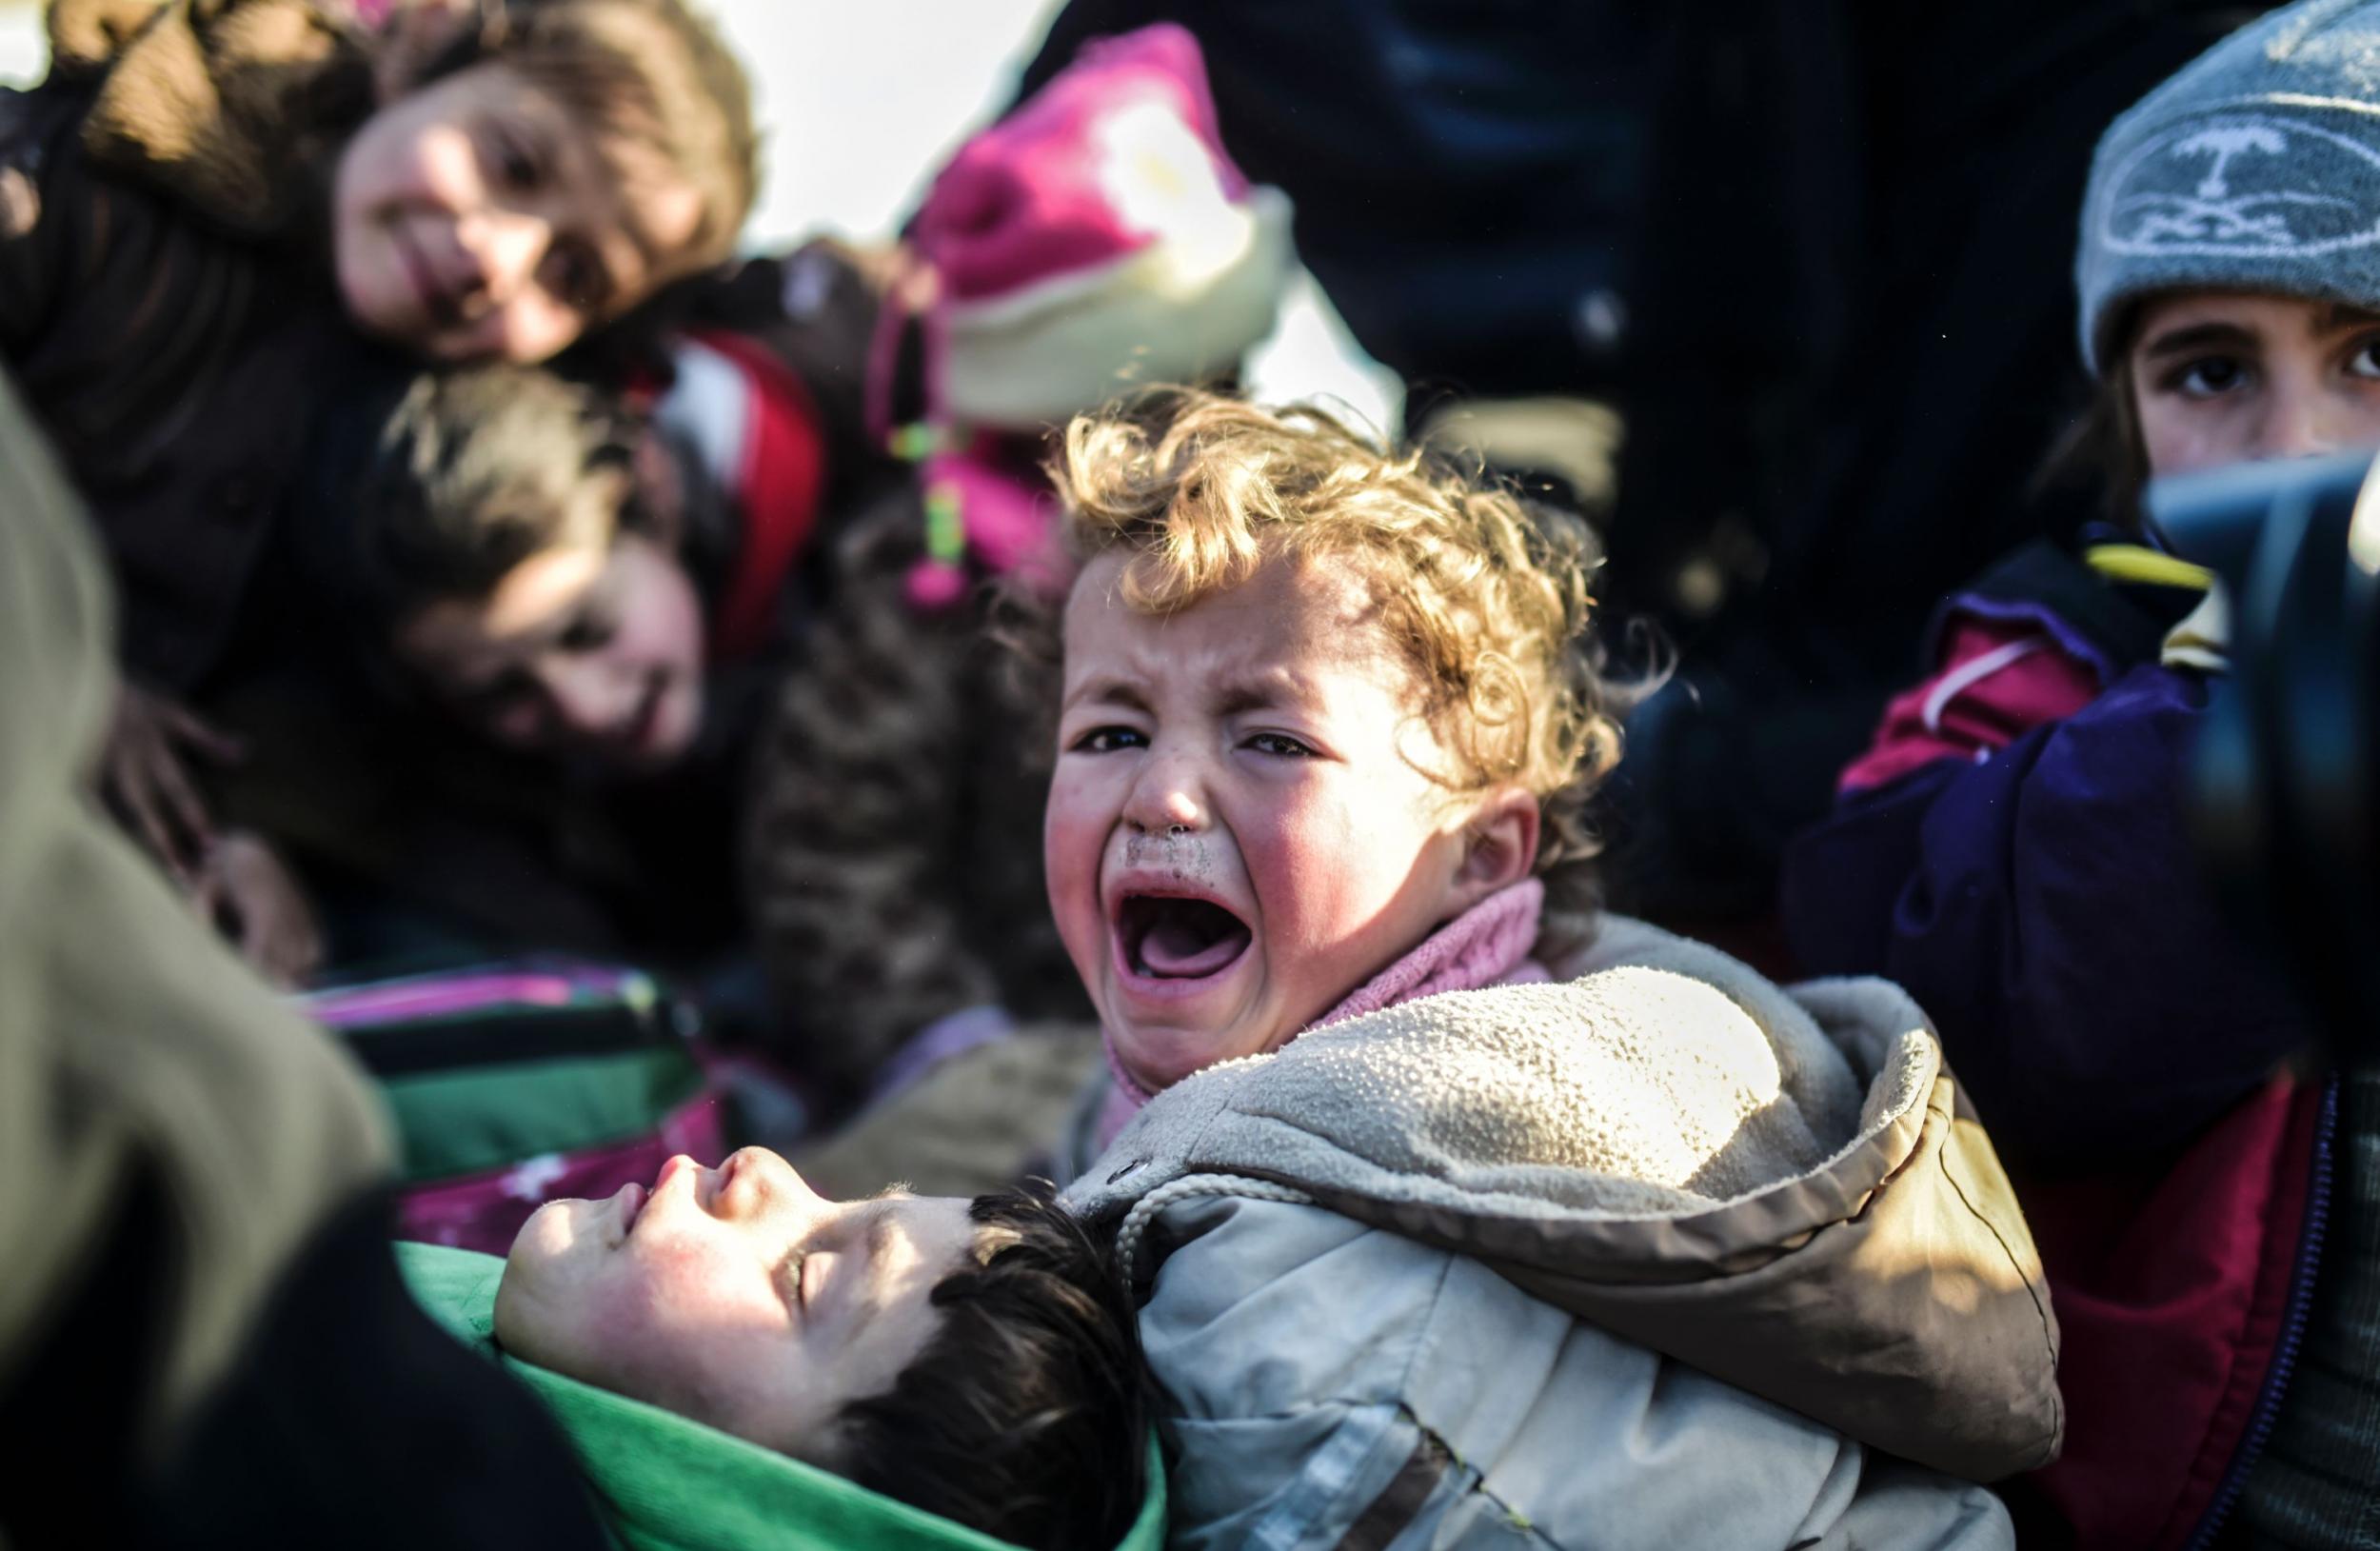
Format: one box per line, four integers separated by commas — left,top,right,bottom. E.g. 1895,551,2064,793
197,830,324,990
99,683,244,888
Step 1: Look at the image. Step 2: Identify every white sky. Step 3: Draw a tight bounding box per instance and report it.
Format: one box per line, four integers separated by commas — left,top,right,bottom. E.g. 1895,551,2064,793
0,6,38,86
705,0,1062,246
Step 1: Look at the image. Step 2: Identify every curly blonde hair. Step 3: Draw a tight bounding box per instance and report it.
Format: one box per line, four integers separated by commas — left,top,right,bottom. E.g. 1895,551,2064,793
1051,389,1628,960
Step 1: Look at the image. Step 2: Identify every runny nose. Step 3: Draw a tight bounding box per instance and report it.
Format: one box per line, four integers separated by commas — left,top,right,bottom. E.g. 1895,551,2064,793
1125,755,1207,835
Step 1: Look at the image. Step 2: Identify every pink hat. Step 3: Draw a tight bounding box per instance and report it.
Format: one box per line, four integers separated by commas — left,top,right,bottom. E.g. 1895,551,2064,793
905,23,1294,429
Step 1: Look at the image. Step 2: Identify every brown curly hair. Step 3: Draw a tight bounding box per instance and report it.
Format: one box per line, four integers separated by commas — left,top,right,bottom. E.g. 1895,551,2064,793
1049,388,1630,961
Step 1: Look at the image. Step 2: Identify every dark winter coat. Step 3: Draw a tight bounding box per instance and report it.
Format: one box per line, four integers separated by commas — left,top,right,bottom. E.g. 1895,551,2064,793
1784,541,2309,1163
0,0,380,692
1783,540,2335,1550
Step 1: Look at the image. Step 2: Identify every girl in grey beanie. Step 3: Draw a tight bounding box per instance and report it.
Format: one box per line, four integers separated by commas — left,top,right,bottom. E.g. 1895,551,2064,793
2077,0,2380,508
1790,4,2380,1545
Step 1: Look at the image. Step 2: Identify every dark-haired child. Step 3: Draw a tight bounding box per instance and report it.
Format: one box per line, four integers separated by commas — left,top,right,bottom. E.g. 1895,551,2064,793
257,288,863,975
1785,2,2380,1541
304,340,1098,1167
411,1146,1158,1551
1,0,756,969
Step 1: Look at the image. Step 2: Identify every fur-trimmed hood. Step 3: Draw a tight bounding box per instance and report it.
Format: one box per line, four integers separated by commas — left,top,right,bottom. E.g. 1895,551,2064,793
1062,915,2063,1485
47,0,369,232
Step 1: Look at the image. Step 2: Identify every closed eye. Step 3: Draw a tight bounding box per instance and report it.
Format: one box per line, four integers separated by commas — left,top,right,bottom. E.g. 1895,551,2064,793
1245,731,1316,757
1071,726,1148,753
774,1249,806,1315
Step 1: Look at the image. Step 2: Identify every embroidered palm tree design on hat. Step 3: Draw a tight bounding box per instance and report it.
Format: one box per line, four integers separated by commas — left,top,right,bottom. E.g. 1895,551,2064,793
2182,125,2286,199
2104,114,2377,257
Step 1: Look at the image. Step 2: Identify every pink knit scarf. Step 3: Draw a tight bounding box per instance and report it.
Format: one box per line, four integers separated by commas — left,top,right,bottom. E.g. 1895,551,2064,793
1094,877,1549,1150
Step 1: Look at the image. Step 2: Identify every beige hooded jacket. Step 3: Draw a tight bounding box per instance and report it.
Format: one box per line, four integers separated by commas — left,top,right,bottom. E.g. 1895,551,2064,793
1061,918,2060,1549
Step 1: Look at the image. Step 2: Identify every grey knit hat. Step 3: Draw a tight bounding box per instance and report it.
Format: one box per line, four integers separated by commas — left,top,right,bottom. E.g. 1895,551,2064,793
2077,0,2380,371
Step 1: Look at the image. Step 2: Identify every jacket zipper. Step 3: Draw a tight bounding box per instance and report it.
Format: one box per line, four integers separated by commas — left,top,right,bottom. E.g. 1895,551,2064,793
2182,1076,2342,1551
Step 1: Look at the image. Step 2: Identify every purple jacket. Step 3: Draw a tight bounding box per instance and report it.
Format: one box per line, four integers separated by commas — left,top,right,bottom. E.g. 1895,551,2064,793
1788,545,2344,1549
1783,656,2312,1169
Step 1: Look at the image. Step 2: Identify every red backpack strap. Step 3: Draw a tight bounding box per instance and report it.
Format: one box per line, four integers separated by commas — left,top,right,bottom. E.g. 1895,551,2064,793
669,330,828,664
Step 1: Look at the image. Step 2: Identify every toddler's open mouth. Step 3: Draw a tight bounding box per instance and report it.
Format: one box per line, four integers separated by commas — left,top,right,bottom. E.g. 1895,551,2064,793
1117,893,1253,981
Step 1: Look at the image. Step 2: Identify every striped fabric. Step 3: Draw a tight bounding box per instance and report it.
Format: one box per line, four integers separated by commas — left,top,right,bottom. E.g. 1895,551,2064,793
2229,1070,2380,1548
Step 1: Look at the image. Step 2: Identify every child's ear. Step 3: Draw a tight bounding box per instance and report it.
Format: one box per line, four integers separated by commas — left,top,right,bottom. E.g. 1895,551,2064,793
1451,786,1540,906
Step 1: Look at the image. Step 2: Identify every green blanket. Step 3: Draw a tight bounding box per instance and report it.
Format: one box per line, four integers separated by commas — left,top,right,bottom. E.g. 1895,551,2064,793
401,1244,1166,1551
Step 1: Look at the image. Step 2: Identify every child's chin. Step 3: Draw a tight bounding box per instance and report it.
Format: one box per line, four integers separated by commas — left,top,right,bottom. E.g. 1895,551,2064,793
504,1197,575,1267
1114,1022,1267,1094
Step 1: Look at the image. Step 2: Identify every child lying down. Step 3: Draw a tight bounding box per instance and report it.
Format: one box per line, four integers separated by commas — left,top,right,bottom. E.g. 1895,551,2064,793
409,1152,1157,1551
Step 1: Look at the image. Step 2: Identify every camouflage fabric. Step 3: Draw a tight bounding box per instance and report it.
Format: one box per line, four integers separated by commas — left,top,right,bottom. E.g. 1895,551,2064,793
744,484,1086,1096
